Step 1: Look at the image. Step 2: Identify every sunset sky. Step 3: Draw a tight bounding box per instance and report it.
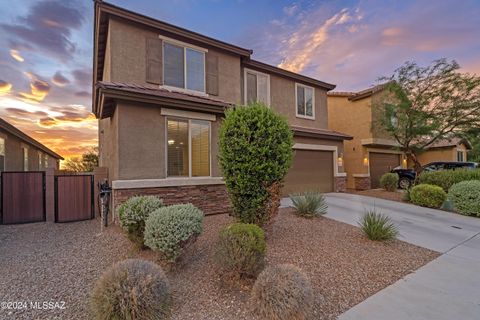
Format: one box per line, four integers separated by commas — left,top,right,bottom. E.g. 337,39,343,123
0,0,479,159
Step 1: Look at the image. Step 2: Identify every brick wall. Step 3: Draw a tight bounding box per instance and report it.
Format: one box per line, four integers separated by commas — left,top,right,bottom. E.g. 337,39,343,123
334,176,347,192
354,176,371,190
113,184,231,215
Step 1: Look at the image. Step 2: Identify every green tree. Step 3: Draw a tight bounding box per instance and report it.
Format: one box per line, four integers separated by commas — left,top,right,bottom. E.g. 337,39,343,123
62,147,99,172
218,103,293,226
373,59,480,173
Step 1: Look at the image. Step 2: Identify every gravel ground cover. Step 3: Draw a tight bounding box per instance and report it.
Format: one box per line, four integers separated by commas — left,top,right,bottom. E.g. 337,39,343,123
0,220,135,320
347,188,405,203
0,208,438,320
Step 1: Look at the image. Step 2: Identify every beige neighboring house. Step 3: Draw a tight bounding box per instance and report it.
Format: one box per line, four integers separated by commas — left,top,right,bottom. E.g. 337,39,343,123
328,85,407,190
414,137,471,166
92,1,352,214
0,118,62,172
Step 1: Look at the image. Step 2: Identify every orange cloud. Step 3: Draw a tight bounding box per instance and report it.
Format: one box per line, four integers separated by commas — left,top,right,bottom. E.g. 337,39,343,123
9,49,24,62
0,80,12,95
18,74,50,103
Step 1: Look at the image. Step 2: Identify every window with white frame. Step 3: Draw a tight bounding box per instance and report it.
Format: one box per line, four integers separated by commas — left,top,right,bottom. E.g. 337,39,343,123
0,138,5,172
244,69,270,105
457,150,464,162
22,147,28,171
167,118,210,177
163,41,205,93
296,83,314,119
38,152,43,169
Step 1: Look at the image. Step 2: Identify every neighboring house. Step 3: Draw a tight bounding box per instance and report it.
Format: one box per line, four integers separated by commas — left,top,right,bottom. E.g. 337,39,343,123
327,85,407,190
414,137,471,165
0,118,62,172
92,1,352,214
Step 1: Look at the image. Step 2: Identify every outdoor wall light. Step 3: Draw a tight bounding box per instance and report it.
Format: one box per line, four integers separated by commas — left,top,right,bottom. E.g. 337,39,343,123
338,153,344,167
402,158,407,168
168,139,175,145
363,156,369,166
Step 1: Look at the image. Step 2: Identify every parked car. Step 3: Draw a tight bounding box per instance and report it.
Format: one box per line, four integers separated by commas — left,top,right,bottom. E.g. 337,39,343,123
392,161,479,189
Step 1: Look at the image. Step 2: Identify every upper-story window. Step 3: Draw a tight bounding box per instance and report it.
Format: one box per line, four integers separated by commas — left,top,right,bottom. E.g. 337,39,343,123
0,138,5,172
44,154,49,168
163,41,206,93
22,147,28,171
244,69,270,105
296,83,315,119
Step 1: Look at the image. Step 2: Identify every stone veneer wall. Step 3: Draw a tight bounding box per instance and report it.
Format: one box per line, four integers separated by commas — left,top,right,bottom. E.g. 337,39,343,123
354,176,371,190
113,184,231,215
334,176,347,192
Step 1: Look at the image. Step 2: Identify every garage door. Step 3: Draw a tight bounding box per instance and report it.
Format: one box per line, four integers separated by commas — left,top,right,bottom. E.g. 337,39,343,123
369,152,401,189
283,150,334,196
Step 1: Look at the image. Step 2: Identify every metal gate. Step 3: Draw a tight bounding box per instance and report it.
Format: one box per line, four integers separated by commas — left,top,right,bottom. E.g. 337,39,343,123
55,175,94,223
1,171,46,224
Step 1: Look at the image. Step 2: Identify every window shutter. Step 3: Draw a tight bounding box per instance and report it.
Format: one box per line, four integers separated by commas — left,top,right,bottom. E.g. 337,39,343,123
146,38,163,85
206,52,219,95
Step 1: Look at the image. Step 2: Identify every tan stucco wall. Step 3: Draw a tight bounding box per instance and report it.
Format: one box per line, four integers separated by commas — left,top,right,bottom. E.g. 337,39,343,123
111,101,222,180
413,144,468,167
99,110,119,180
327,95,374,188
105,17,242,104
0,129,59,171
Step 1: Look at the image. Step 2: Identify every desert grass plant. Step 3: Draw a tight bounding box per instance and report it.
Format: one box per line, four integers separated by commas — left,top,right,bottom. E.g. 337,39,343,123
144,204,204,262
251,264,313,320
90,259,170,320
289,191,328,217
215,223,266,279
379,173,399,192
117,195,164,247
359,209,399,241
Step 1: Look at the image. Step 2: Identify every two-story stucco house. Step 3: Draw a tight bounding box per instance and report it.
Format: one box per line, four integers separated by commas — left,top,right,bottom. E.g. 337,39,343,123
93,1,352,214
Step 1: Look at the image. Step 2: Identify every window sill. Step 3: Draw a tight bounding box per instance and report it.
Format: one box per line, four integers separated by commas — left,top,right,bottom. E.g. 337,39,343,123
112,177,224,189
160,85,208,97
296,114,315,120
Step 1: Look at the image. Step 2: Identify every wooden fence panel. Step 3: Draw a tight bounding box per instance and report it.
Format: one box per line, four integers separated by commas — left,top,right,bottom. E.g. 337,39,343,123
1,172,45,224
55,175,93,223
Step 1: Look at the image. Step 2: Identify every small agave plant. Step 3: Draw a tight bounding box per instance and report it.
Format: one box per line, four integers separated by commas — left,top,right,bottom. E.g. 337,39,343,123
289,191,328,217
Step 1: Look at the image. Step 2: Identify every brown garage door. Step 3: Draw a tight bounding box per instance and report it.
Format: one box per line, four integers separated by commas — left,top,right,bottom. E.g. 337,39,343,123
283,150,334,196
369,152,401,189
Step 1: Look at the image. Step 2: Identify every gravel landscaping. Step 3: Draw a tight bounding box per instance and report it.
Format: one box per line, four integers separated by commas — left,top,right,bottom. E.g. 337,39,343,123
0,208,439,320
0,220,136,320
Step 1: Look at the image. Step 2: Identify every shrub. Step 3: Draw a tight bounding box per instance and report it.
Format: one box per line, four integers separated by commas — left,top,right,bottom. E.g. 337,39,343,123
219,103,293,226
448,180,480,217
402,187,411,202
418,169,480,192
90,259,170,320
251,264,313,320
289,192,328,217
144,204,204,262
359,210,399,241
410,184,447,208
215,223,266,278
117,196,164,246
379,173,399,192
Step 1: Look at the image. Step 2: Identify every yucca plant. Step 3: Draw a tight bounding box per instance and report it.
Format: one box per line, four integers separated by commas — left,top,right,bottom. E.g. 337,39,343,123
289,191,328,217
359,210,399,241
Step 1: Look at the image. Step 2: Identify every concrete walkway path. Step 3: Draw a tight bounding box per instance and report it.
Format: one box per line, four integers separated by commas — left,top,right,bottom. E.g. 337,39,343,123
281,193,480,320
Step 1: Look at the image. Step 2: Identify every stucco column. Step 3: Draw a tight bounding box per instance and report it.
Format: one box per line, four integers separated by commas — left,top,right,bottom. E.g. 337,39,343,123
45,167,55,222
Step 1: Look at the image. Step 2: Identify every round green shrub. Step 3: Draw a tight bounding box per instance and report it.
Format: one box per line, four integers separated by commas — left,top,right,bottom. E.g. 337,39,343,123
418,169,480,192
251,264,313,320
215,223,266,278
144,204,204,262
379,173,399,192
410,184,447,208
218,103,293,226
90,259,170,320
448,180,480,217
117,196,164,246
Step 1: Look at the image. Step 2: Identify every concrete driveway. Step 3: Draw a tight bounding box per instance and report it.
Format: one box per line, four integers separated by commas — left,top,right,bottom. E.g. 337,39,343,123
281,193,480,320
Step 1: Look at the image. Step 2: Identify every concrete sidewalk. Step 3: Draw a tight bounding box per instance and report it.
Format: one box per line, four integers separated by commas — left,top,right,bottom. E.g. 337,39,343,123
281,193,480,320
